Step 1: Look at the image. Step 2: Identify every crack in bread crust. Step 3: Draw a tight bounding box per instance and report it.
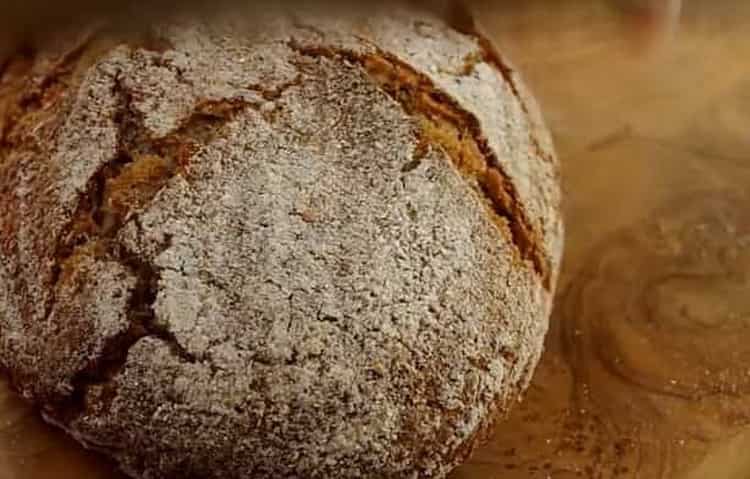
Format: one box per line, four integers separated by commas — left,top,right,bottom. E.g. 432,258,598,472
1,29,310,423
447,12,556,165
287,41,552,289
25,44,275,422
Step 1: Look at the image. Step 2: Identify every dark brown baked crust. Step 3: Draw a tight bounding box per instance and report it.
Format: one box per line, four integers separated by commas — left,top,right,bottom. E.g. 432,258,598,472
0,9,561,479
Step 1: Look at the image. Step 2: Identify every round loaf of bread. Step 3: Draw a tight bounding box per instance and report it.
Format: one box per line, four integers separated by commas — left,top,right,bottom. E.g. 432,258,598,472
0,9,562,479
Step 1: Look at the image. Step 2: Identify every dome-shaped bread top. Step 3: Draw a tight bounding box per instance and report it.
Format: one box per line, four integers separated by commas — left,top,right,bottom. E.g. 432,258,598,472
0,9,561,479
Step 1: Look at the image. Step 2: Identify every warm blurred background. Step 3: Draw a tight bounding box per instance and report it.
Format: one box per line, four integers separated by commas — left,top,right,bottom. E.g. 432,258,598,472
2,1,750,478
453,1,750,478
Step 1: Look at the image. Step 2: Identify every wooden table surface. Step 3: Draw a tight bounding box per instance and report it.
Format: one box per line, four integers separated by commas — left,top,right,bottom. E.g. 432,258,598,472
2,2,749,478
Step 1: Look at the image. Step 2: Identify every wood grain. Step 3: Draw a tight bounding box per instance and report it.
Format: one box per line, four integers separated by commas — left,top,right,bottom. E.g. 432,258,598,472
452,2,750,478
1,1,749,478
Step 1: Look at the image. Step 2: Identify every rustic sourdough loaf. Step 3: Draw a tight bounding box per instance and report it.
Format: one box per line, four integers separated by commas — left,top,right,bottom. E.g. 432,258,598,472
0,8,562,479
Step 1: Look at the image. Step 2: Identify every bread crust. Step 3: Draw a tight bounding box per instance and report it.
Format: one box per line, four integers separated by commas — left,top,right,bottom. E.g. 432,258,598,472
0,9,561,479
